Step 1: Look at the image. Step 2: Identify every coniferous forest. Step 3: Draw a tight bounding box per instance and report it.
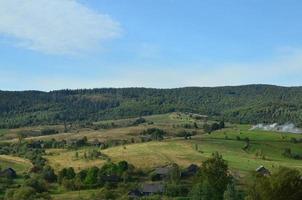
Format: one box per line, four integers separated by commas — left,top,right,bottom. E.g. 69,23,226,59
1,84,302,128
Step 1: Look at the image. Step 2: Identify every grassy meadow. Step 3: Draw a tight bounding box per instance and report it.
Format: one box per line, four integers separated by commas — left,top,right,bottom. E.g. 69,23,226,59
1,113,302,199
42,114,302,179
0,155,32,173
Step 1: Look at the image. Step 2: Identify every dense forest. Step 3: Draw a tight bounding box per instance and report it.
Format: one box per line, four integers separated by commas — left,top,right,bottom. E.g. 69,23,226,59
1,84,302,128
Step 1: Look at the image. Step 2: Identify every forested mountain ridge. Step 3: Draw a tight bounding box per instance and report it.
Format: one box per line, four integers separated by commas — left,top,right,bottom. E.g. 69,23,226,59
1,84,302,128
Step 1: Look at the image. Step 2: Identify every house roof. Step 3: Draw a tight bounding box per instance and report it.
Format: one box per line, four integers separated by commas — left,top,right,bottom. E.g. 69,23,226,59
181,164,199,177
141,183,164,194
154,166,172,175
256,165,270,175
128,189,142,197
0,168,17,178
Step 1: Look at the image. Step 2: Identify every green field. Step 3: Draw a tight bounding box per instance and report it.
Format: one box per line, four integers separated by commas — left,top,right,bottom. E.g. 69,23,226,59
0,155,33,174
43,115,302,181
1,113,302,199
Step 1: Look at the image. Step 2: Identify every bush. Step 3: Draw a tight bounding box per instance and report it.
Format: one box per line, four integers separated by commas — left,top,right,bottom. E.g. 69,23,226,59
246,167,302,200
5,187,36,200
41,128,59,135
141,128,166,141
24,175,48,193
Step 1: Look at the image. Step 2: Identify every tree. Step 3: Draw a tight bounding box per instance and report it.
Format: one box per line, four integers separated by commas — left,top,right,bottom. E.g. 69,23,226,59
191,152,231,200
84,167,99,185
41,165,57,183
246,167,302,200
58,167,75,183
203,124,212,134
191,180,214,200
17,132,25,144
5,187,36,200
211,123,220,131
66,167,76,179
168,163,181,183
223,180,240,200
24,175,48,193
219,121,225,129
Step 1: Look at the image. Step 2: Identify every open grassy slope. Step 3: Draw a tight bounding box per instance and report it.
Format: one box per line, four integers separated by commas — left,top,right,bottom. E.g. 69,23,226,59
0,155,32,173
43,115,302,180
1,113,205,143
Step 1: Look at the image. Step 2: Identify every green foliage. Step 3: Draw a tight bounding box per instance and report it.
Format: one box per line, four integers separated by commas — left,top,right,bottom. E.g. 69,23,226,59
132,117,146,125
58,167,76,183
141,128,166,141
2,85,302,128
4,187,36,200
84,167,99,185
90,187,117,200
282,148,302,160
246,167,302,200
41,165,57,182
168,163,181,183
40,128,58,135
203,124,212,134
223,180,241,200
191,152,232,200
23,175,48,193
165,183,189,197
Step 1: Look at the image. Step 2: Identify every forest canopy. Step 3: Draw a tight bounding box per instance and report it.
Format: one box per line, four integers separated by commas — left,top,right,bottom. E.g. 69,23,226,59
1,84,302,128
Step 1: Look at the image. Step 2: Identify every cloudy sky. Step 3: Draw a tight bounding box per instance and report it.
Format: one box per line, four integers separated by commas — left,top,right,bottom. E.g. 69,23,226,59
0,0,302,91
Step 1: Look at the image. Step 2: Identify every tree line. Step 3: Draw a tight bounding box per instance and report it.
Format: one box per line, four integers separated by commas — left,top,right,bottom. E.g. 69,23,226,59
1,85,302,128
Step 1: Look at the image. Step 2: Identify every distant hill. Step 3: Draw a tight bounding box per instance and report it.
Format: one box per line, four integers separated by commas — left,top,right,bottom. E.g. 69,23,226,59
1,84,302,128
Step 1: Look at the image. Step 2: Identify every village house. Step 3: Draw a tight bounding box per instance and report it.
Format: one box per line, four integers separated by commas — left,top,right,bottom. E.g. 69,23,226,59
256,165,271,176
153,166,173,179
181,164,199,178
0,168,17,179
141,182,164,196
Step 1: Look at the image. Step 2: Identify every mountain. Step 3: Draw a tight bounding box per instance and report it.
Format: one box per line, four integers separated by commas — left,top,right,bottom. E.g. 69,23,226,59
1,84,302,128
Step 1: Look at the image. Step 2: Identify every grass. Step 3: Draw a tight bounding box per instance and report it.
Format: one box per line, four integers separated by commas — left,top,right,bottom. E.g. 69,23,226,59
45,123,302,182
3,113,302,180
1,113,206,144
51,189,99,200
45,148,107,172
103,140,203,169
0,155,33,173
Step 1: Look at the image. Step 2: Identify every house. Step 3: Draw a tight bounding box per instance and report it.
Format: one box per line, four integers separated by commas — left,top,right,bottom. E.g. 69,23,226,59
153,166,172,179
0,168,17,179
140,182,164,196
181,164,199,178
128,189,142,199
256,165,270,176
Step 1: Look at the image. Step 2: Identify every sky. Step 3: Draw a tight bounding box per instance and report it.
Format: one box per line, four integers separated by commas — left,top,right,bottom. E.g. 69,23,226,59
0,0,302,91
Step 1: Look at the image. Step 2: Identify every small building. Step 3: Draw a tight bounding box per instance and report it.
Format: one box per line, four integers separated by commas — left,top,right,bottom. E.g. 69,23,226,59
256,165,270,176
140,182,164,196
0,168,17,179
153,166,172,179
128,189,142,199
181,164,199,178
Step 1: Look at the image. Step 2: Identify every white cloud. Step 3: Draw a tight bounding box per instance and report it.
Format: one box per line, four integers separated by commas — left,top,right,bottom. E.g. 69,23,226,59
0,0,121,55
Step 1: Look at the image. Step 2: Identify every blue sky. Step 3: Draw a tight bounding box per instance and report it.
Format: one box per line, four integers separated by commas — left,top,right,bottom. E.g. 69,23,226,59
0,0,302,91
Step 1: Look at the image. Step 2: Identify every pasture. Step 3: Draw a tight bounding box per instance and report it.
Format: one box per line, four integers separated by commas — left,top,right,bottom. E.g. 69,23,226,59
44,122,302,181
0,155,32,173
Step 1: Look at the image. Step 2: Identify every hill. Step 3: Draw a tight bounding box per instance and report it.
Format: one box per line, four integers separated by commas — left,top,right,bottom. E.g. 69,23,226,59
1,84,302,128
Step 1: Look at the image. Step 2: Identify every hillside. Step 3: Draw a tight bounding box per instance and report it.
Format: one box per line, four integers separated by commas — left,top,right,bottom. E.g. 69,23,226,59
1,84,302,128
1,113,302,199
